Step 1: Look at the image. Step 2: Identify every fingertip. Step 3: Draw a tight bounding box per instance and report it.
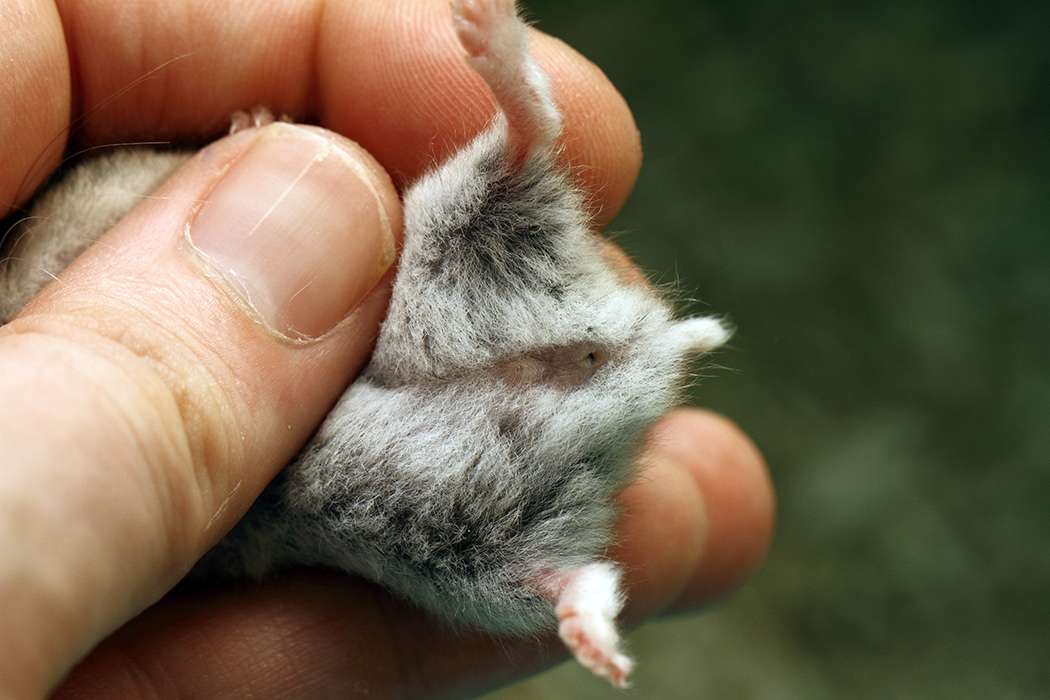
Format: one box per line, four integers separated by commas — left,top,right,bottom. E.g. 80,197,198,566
1,0,70,214
652,408,775,609
529,32,641,226
185,123,400,340
613,447,708,622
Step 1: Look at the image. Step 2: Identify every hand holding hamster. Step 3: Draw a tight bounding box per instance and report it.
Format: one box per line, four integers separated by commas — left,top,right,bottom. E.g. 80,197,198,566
0,0,774,697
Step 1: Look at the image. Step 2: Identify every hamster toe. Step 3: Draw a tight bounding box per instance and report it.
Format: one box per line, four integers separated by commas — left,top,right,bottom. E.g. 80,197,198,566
228,106,291,135
558,613,635,688
454,0,520,62
453,0,487,57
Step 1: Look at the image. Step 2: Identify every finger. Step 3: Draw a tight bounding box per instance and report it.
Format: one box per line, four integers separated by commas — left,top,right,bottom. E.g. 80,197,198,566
53,573,561,700
41,0,640,224
614,408,775,618
0,0,69,216
51,409,773,699
0,124,401,697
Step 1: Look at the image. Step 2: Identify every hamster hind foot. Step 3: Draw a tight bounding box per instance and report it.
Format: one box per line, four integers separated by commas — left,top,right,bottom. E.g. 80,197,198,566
544,563,634,688
454,0,561,161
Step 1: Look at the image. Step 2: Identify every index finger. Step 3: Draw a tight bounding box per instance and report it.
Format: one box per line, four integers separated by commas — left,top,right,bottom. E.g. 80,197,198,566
7,0,640,224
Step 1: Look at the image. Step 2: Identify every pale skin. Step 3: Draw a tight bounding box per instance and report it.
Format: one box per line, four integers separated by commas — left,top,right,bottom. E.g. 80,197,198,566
1,1,775,698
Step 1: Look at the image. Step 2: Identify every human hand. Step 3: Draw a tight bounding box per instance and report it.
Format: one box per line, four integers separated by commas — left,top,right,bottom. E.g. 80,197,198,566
1,1,774,698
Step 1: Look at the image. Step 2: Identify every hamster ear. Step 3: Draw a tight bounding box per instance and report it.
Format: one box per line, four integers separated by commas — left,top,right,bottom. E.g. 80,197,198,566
676,315,732,355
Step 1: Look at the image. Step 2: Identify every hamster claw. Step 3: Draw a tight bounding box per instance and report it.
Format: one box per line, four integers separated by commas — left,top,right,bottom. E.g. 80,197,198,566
228,106,292,134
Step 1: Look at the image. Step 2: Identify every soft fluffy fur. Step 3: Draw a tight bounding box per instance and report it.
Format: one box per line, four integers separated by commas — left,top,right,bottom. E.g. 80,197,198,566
195,123,727,634
0,149,189,323
0,0,728,683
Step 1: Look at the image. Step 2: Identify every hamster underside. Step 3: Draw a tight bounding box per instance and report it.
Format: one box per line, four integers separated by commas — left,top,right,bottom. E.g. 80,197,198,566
0,0,728,686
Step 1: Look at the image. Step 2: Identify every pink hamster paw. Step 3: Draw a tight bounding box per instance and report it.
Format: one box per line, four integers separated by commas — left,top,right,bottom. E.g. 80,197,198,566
453,0,561,159
543,563,634,688
453,0,524,65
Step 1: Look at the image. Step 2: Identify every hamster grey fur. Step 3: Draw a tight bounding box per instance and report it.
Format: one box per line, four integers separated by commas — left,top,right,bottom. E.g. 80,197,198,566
0,0,728,686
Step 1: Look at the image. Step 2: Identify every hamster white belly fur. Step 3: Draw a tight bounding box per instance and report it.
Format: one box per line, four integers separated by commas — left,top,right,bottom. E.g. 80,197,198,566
0,0,729,686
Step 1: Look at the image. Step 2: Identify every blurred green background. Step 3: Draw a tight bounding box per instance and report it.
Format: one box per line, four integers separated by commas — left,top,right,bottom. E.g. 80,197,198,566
489,0,1049,697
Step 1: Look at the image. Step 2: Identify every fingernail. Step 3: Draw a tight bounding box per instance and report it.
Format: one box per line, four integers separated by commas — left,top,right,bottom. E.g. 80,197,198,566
187,123,397,340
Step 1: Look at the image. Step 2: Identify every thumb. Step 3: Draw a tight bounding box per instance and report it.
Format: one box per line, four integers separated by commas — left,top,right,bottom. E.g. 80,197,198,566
0,123,400,697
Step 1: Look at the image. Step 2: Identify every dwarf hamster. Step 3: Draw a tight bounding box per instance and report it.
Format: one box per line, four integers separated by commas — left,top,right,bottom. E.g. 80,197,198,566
0,0,729,686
